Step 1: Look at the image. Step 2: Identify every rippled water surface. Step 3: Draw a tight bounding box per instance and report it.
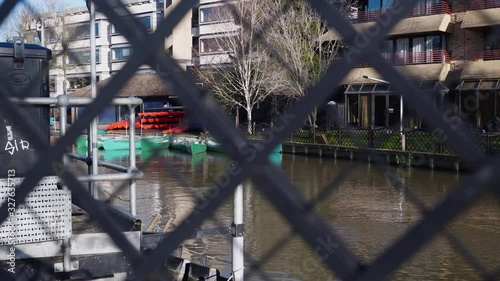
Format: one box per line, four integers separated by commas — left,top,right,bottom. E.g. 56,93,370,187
94,149,499,281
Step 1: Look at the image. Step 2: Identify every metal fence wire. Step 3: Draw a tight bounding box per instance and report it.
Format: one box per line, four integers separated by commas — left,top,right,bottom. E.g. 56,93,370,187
0,0,499,280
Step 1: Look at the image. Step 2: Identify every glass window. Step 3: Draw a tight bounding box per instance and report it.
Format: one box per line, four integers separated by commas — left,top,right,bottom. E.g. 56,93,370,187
67,77,90,91
99,106,117,124
144,101,164,109
46,27,58,43
66,22,99,40
49,77,56,92
138,15,152,30
112,47,133,61
112,15,151,33
200,5,231,23
200,37,233,53
67,49,100,65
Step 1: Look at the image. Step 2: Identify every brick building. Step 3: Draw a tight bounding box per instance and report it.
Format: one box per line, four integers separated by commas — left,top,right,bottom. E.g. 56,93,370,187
320,0,500,130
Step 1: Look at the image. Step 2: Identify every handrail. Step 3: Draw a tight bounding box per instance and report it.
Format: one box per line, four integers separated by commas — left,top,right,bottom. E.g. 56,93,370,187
18,94,144,219
355,50,450,67
351,1,451,23
478,49,500,61
470,0,500,10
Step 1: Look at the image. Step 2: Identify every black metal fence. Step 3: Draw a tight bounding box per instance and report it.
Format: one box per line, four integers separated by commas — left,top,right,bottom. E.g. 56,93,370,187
0,0,499,281
284,124,500,155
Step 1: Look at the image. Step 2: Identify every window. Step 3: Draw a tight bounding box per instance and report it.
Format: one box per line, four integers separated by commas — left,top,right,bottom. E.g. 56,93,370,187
200,5,231,23
138,15,152,30
66,22,99,40
200,37,233,53
49,77,56,92
46,27,58,43
67,49,100,65
381,34,446,64
366,0,394,10
112,15,151,33
112,47,133,61
67,77,90,91
484,29,500,50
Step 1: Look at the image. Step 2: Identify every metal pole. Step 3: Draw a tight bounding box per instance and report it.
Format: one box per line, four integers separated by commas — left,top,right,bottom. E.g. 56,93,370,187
400,95,405,151
90,0,99,199
40,18,45,47
232,184,244,281
57,96,72,272
129,105,137,216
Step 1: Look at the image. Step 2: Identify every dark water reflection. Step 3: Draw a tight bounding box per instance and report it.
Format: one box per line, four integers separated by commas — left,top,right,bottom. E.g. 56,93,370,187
96,150,499,281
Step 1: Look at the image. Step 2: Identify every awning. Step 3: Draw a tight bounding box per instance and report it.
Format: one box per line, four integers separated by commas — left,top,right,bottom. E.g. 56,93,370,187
457,79,500,91
461,8,500,29
345,81,449,95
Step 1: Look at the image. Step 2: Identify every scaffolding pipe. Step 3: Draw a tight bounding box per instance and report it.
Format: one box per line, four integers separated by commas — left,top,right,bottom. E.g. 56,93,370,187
57,96,72,273
76,172,143,182
68,154,131,173
90,0,99,200
129,105,137,217
232,184,244,281
9,96,143,106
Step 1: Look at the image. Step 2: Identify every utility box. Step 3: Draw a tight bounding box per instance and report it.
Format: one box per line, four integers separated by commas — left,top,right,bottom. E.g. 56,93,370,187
0,40,71,247
0,40,52,177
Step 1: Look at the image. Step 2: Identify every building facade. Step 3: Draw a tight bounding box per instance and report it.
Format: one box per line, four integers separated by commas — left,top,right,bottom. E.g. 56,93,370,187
44,0,181,98
320,0,500,130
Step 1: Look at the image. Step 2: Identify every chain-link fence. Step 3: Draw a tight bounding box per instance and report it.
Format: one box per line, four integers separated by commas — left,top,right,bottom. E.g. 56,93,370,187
0,0,499,280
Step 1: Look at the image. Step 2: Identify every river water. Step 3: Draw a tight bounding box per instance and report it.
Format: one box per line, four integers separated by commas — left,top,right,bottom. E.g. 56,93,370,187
94,149,499,281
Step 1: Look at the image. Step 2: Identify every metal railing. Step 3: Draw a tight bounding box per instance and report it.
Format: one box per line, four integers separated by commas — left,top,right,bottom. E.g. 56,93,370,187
355,50,450,67
351,1,451,23
1,0,499,281
470,0,500,10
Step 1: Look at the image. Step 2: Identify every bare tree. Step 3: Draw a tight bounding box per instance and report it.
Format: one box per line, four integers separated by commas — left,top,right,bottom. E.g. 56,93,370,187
1,0,67,42
267,0,354,129
193,0,285,134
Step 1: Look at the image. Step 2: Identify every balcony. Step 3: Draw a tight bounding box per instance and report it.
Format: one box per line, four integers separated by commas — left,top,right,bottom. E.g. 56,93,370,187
351,1,450,24
470,0,500,10
474,49,500,61
462,1,500,28
356,50,450,67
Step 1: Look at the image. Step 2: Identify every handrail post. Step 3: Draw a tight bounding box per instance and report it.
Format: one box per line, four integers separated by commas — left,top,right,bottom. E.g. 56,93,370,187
129,103,137,217
232,184,244,281
57,95,72,273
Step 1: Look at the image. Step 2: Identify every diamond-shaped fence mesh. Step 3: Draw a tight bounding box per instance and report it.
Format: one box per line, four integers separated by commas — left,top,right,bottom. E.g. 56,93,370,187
0,0,499,280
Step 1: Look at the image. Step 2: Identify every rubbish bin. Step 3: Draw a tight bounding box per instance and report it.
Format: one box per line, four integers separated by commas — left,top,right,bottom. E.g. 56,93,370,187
0,39,52,177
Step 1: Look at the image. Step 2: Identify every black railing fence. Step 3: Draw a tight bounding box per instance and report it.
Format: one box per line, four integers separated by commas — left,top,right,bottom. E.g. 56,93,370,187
0,0,499,281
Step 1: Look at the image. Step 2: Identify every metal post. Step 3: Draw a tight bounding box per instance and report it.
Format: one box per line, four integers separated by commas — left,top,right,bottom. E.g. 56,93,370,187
57,96,72,272
129,105,137,217
90,0,99,199
40,18,45,47
400,95,405,151
232,184,244,281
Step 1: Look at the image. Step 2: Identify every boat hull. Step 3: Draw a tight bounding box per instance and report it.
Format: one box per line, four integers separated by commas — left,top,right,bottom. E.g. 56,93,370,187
206,139,225,153
141,135,171,151
102,137,142,151
185,141,207,155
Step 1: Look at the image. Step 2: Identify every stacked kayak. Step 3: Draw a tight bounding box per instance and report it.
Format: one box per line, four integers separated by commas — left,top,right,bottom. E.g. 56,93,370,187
105,110,186,131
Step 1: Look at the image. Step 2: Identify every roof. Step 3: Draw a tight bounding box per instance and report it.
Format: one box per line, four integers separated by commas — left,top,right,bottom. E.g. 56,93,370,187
345,81,449,95
69,73,172,98
319,14,452,42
